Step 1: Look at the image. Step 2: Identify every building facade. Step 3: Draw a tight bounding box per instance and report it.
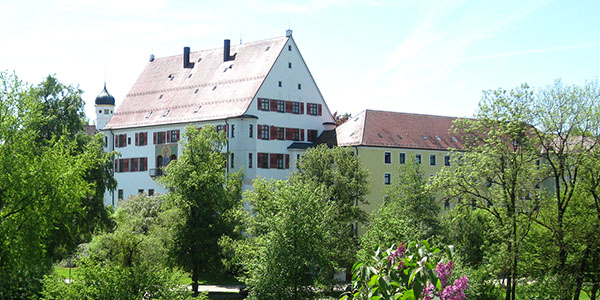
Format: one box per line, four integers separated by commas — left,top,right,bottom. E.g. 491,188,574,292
100,31,335,206
334,110,465,233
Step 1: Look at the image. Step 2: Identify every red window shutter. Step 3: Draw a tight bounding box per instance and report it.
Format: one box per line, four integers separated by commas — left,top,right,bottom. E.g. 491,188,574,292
144,132,148,145
257,153,262,168
318,104,322,116
166,131,171,143
257,98,261,109
270,154,277,169
257,125,262,139
176,130,180,141
285,154,290,169
132,158,138,172
123,159,129,172
285,101,293,113
142,157,147,171
270,126,277,140
300,129,305,141
224,125,228,137
270,100,277,111
135,133,139,146
162,132,166,143
114,159,118,172
153,132,157,144
300,102,304,114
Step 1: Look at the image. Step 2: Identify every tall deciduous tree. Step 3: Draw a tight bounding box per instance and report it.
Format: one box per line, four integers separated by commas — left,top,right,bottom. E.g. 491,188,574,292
240,179,334,300
0,71,113,299
293,144,370,272
432,84,545,300
158,125,242,295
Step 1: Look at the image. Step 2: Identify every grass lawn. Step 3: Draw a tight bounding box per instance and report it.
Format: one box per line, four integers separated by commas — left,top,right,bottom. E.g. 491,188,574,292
53,266,79,280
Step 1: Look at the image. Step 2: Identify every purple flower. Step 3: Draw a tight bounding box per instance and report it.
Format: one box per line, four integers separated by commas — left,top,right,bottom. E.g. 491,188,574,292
440,276,469,300
421,284,435,300
436,261,454,287
387,242,407,264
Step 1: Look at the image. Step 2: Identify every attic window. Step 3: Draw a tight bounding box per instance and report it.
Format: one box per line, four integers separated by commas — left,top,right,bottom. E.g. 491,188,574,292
159,94,163,99
193,105,201,113
378,133,383,138
397,134,402,139
288,45,292,51
452,137,458,142
223,68,228,72
423,136,428,140
288,62,292,68
145,111,153,118
297,83,301,90
265,46,270,51
435,136,441,141
162,109,170,117
229,64,233,69
197,57,202,62
212,85,217,91
354,117,359,122
194,89,199,94
350,132,355,137
188,74,192,78
168,74,174,80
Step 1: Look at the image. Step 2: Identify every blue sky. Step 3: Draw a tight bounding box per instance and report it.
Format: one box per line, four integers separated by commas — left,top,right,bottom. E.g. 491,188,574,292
1,0,599,123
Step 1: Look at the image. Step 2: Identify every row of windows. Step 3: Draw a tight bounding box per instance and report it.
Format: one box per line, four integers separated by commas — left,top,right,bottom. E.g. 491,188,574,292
117,188,155,200
256,125,318,142
257,153,290,169
115,130,180,147
115,157,148,173
257,98,323,116
383,172,435,185
384,152,451,166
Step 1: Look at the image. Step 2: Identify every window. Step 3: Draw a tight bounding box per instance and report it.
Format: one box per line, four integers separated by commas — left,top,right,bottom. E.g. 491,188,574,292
307,129,318,142
384,173,391,185
288,45,292,51
444,199,450,210
230,153,234,168
277,154,284,169
277,100,285,112
260,125,269,139
169,130,180,143
115,134,127,147
135,132,148,146
384,152,391,164
399,153,406,164
286,128,300,141
258,153,269,168
278,81,282,87
99,110,102,113
138,189,144,195
248,153,253,168
249,124,253,138
292,102,300,114
430,154,436,166
118,189,123,200
307,103,322,116
444,155,451,166
415,154,422,164
297,83,301,90
148,189,154,196
276,127,285,140
288,62,292,68
128,137,131,145
231,125,235,138
259,98,270,111
104,109,109,114
140,157,148,171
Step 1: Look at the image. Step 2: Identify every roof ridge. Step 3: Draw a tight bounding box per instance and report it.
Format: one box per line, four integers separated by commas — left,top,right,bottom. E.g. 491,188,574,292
153,36,288,60
365,108,461,119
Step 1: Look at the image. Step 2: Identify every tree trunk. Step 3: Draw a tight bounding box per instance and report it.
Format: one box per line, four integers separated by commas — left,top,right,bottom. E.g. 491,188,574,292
573,246,589,300
557,208,571,300
511,205,518,300
591,283,598,299
505,274,512,300
192,266,199,296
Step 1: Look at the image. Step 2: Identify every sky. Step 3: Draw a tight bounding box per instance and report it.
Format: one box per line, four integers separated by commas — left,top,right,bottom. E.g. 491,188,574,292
1,0,599,124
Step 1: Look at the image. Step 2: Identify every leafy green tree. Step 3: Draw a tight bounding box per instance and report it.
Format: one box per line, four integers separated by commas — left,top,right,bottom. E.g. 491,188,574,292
359,161,440,262
158,125,243,295
431,84,545,300
526,79,600,299
294,144,370,272
240,179,334,300
0,71,112,299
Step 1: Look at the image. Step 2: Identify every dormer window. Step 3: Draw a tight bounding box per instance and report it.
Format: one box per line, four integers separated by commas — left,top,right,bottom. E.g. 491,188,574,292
145,111,153,118
193,105,201,113
162,109,170,117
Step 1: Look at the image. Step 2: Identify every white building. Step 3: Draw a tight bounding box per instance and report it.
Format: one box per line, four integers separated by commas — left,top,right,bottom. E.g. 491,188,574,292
99,31,335,206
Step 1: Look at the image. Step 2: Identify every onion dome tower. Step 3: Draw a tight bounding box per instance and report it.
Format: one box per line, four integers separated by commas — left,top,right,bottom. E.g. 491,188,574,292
95,83,115,130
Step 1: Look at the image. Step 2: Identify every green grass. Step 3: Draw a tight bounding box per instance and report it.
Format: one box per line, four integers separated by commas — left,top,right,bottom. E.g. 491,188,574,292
53,266,80,280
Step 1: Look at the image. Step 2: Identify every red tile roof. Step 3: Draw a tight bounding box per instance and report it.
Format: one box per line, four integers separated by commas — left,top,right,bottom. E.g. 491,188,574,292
105,36,289,129
336,110,465,150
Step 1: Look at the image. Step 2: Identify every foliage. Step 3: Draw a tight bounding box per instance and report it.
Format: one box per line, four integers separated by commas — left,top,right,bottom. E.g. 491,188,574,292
238,179,335,300
341,241,469,300
0,71,113,299
359,162,440,262
158,125,243,294
294,144,371,271
430,83,546,300
40,257,197,300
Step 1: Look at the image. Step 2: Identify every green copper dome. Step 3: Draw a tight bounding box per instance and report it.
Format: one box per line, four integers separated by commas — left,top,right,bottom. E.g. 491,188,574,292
95,84,115,106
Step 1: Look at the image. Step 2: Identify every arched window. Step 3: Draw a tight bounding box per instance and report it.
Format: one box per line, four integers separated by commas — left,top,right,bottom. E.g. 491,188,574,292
156,155,163,167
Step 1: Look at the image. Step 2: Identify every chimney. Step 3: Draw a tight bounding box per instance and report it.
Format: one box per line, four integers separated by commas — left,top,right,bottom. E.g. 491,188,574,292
224,39,231,62
183,46,193,68
286,29,293,37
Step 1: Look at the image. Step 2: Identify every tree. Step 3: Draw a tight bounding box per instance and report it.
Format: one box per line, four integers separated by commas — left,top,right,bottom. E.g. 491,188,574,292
526,79,600,300
431,84,546,300
158,125,243,295
293,144,370,272
359,161,441,262
240,179,334,300
0,71,113,299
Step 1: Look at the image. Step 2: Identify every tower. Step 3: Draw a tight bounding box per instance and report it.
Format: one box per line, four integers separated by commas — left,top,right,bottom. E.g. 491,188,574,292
95,83,115,130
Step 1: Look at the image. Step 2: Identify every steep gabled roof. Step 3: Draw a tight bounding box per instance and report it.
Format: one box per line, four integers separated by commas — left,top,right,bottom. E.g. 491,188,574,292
105,36,289,129
336,110,465,150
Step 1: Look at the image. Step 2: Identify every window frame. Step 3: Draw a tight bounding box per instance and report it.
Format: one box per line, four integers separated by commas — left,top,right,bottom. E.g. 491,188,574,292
415,154,422,164
430,154,436,166
384,152,391,164
384,173,391,185
399,152,406,164
444,155,451,166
